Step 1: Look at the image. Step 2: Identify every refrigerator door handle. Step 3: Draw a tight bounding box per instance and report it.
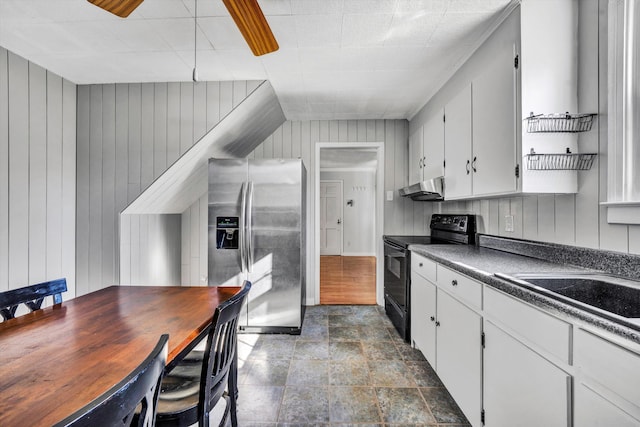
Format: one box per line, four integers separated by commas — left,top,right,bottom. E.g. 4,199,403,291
240,181,248,273
246,181,254,273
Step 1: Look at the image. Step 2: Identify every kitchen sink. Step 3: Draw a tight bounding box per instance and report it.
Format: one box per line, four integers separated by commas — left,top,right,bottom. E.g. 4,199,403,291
494,272,640,329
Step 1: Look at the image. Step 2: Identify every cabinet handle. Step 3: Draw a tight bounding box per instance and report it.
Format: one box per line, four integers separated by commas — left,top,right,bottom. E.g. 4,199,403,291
435,321,441,327
423,156,426,167
472,156,477,173
419,263,423,267
466,159,470,175
430,316,435,322
451,279,458,286
419,158,423,168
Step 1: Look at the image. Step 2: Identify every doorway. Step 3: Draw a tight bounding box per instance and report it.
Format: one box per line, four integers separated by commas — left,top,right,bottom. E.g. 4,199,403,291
319,180,343,256
314,143,384,306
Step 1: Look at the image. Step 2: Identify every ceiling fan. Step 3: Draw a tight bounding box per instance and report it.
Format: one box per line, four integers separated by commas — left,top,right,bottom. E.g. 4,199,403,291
86,0,279,56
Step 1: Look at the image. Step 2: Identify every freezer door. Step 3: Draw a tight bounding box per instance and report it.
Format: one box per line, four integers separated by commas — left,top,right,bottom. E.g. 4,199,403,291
247,159,303,328
208,158,248,287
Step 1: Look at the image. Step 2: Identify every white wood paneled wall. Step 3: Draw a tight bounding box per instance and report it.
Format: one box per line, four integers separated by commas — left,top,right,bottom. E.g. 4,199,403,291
180,119,422,291
0,47,76,296
77,80,261,294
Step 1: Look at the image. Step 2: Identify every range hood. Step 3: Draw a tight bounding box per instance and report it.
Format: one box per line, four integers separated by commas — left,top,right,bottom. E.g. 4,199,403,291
399,176,444,201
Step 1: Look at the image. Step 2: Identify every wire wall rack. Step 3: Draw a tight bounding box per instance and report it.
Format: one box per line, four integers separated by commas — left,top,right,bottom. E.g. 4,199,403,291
525,149,597,171
525,112,596,133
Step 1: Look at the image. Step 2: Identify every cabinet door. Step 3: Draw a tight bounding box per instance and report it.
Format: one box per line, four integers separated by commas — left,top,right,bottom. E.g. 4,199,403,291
422,108,444,179
575,383,640,427
444,84,472,199
408,127,424,184
483,321,570,427
436,290,482,427
472,44,517,196
410,272,436,367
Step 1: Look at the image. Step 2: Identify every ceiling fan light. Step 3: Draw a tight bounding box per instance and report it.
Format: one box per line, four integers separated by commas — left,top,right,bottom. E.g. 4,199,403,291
222,0,279,56
87,0,145,18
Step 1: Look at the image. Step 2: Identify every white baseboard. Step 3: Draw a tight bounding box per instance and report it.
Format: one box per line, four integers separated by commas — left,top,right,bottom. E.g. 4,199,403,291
340,252,376,257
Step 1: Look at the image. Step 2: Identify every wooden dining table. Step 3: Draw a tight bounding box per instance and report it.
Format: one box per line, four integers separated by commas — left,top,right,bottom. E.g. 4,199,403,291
0,285,240,427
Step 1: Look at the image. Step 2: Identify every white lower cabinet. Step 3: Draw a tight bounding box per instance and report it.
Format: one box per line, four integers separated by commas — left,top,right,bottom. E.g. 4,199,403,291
410,272,437,366
573,328,640,425
574,383,640,427
436,290,483,427
483,321,571,427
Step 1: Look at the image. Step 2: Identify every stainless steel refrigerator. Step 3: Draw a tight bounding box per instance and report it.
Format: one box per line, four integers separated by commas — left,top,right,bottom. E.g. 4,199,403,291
208,158,306,334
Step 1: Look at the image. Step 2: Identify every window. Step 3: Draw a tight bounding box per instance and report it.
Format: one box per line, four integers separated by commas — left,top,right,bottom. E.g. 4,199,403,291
605,0,640,224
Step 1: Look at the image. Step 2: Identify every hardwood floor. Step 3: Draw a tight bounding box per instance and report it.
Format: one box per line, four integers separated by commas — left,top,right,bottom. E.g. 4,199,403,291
319,255,376,305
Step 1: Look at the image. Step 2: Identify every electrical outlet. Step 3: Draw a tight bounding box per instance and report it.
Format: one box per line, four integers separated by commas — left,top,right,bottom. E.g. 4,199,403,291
505,215,514,232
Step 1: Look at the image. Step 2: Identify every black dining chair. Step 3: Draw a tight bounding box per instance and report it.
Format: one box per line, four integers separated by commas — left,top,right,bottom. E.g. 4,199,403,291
155,281,251,427
53,334,169,427
0,278,67,321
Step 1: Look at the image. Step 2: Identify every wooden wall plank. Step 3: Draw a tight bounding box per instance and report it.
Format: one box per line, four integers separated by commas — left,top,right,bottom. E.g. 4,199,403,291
206,82,220,129
127,84,141,204
28,63,47,284
89,85,103,294
220,81,233,119
46,73,63,281
76,85,91,296
537,195,556,243
282,121,292,158
119,214,131,284
102,84,116,286
154,83,168,179
199,193,207,286
114,85,129,214
62,78,76,296
181,208,190,285
140,83,154,190
273,125,283,157
8,52,30,289
292,121,301,159
193,82,207,142
179,82,193,155
0,48,8,292
167,83,181,166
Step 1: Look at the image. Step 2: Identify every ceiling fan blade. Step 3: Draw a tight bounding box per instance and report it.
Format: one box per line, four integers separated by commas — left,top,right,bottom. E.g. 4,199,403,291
222,0,279,56
86,0,144,18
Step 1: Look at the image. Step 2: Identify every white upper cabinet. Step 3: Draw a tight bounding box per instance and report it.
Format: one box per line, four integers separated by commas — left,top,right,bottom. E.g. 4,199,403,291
471,45,518,197
444,85,473,199
408,108,444,185
422,108,445,180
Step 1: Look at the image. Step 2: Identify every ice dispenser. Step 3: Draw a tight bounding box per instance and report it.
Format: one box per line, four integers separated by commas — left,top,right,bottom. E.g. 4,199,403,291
216,216,239,249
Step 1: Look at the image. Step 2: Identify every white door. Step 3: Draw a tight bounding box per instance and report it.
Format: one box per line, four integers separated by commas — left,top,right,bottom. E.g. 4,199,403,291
410,273,437,367
320,181,342,255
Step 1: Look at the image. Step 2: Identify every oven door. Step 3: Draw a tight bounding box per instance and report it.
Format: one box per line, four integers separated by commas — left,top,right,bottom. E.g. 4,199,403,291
384,241,408,310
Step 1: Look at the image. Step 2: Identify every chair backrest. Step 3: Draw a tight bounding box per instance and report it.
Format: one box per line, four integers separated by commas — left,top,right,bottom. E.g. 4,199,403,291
0,278,67,321
198,281,251,427
53,334,169,427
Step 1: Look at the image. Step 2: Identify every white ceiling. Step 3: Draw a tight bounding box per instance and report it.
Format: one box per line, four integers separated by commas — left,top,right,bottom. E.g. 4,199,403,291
0,0,512,121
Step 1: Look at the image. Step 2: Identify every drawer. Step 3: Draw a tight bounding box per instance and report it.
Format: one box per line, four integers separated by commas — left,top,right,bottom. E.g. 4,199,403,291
436,265,482,310
575,328,640,407
484,286,571,363
411,253,436,283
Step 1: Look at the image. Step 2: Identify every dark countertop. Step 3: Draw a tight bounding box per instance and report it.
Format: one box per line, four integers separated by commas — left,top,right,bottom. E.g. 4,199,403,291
408,244,640,346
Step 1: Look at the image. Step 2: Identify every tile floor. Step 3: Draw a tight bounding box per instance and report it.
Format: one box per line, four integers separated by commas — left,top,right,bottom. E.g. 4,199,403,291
234,305,471,426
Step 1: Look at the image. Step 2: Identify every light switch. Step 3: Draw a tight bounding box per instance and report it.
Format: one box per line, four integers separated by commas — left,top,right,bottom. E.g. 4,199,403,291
386,191,394,201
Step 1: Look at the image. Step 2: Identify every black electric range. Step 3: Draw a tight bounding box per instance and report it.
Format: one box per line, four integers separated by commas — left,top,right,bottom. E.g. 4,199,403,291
383,214,476,342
